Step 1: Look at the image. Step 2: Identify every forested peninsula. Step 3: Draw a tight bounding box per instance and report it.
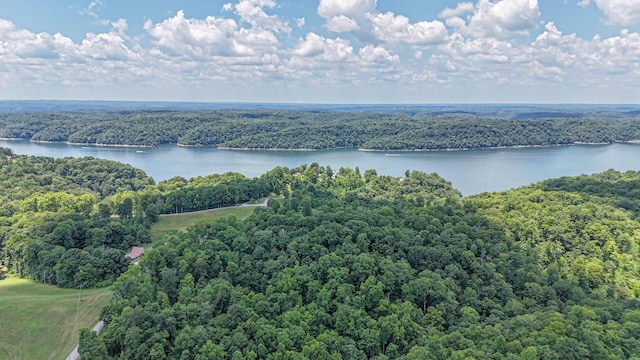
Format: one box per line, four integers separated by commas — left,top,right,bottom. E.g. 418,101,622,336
2,147,640,358
2,109,640,150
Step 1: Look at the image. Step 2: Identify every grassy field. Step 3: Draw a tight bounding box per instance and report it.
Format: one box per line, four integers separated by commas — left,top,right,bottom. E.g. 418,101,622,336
0,202,273,359
150,206,258,239
0,276,111,360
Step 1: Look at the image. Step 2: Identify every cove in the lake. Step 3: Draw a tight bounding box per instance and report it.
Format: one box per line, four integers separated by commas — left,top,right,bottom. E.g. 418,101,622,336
2,140,640,196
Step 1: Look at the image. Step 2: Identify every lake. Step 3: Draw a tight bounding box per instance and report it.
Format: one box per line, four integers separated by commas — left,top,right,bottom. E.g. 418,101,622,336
2,140,640,196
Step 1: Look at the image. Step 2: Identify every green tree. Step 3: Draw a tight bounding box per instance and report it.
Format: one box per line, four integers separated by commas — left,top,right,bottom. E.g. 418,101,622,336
79,328,108,360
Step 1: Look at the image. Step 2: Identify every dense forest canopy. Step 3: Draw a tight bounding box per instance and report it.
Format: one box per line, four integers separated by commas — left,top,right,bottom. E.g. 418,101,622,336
81,163,640,359
2,109,640,150
3,146,640,358
0,152,153,287
0,150,274,288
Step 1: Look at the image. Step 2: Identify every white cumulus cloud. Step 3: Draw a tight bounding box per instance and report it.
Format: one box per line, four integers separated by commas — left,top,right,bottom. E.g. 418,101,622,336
446,0,541,39
79,30,136,61
593,0,640,25
325,15,361,32
439,2,475,18
0,17,145,92
317,0,376,33
317,0,377,19
143,10,283,66
229,0,290,33
369,12,448,46
358,44,399,64
3,0,640,102
144,11,239,57
0,18,135,62
317,0,448,46
292,32,355,62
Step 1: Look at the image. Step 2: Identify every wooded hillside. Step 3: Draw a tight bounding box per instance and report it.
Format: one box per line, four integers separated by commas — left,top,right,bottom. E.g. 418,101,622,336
81,164,640,359
3,146,640,358
2,110,640,150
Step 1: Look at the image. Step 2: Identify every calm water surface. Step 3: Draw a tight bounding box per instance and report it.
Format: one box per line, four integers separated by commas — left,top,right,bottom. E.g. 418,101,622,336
2,140,640,196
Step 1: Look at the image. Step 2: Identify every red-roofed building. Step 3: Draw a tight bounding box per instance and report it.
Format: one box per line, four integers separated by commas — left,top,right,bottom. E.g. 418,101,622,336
126,246,145,261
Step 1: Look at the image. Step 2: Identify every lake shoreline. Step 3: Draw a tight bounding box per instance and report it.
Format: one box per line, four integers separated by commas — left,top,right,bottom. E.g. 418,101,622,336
217,146,333,152
0,138,153,148
210,141,640,153
1,137,639,153
66,142,153,148
358,141,640,152
3,139,640,196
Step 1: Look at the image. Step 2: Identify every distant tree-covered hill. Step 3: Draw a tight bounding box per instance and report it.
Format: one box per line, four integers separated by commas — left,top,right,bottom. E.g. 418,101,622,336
2,109,640,150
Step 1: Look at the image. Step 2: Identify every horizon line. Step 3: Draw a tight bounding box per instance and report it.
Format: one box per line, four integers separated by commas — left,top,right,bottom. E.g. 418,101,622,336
1,99,639,106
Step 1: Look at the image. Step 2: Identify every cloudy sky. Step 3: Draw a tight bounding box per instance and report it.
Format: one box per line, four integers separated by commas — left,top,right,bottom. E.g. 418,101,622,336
1,0,639,103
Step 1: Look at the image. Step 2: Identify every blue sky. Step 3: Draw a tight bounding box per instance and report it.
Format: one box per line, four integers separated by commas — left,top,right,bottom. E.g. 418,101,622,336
1,0,639,103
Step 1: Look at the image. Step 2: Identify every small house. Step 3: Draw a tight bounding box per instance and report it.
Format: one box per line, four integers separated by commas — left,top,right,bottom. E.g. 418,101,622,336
126,246,145,262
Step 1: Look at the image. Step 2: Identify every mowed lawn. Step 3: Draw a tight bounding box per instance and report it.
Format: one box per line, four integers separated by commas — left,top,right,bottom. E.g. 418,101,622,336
150,206,258,238
0,276,111,360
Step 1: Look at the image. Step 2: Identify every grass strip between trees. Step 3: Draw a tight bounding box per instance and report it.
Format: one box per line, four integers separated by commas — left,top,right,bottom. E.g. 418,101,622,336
150,206,257,239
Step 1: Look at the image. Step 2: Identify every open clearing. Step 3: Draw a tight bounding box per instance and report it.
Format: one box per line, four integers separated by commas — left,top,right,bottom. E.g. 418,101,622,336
150,199,269,239
0,276,111,360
